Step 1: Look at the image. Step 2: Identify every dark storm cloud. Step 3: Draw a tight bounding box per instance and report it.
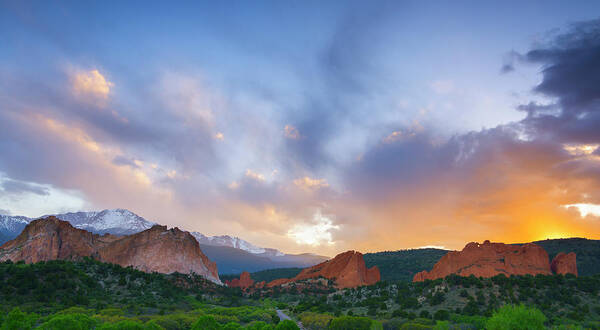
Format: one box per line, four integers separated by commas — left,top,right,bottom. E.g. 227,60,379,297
339,18,600,244
348,19,600,192
0,178,49,196
521,19,600,143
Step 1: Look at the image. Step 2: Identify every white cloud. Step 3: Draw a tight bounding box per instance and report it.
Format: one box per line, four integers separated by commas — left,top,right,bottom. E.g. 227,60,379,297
293,176,329,191
72,69,113,99
0,174,89,218
287,211,340,246
564,203,600,218
245,169,265,181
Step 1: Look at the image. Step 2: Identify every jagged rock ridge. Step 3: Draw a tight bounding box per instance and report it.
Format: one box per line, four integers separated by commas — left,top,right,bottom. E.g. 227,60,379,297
267,250,380,289
413,240,577,282
0,217,221,284
225,271,255,289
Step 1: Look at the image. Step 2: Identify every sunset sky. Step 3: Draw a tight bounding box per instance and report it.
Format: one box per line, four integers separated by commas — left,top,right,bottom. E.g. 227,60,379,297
1,1,600,256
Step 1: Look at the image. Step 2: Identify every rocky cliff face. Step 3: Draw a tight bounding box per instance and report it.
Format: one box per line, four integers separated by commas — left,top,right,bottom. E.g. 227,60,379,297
551,252,578,276
413,240,577,282
0,217,221,284
0,217,116,263
268,250,380,289
225,271,255,289
97,225,221,284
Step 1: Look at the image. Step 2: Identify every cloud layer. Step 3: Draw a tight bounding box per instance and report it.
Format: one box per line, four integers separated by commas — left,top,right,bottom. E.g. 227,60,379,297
1,3,599,255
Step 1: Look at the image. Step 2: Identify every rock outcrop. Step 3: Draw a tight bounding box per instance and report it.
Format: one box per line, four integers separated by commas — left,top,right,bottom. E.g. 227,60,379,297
413,240,552,282
413,240,578,282
0,217,221,284
268,250,380,289
225,271,255,289
0,217,117,263
97,225,221,284
551,252,578,276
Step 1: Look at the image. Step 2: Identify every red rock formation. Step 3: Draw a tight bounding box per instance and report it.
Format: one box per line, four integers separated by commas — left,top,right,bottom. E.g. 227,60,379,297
0,217,221,284
267,250,380,289
97,225,221,284
0,217,117,263
413,240,552,282
225,271,255,289
551,252,578,276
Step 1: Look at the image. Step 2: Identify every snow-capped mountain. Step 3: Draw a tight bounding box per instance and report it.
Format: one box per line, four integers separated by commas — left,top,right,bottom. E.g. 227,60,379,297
191,232,284,256
0,208,329,274
41,209,156,235
0,215,31,245
0,209,156,244
1,208,286,256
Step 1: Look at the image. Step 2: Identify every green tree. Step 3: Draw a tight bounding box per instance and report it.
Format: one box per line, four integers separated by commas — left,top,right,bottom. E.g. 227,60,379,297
191,315,220,330
246,321,274,330
38,313,97,330
274,320,299,330
143,321,164,330
486,305,546,330
222,322,242,330
433,310,449,321
1,308,37,330
328,316,373,330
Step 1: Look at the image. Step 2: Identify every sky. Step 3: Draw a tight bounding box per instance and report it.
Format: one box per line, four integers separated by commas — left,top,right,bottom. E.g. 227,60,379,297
1,1,600,256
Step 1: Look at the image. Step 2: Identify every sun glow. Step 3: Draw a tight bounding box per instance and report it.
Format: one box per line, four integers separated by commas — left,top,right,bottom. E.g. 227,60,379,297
287,211,340,246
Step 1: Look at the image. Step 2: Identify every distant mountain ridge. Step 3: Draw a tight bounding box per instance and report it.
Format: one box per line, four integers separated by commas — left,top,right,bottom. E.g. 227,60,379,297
0,209,329,274
0,216,221,284
0,209,284,255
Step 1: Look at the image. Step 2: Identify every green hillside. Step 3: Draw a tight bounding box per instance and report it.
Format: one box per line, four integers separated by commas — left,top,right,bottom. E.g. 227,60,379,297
532,238,600,277
221,268,304,284
364,248,449,282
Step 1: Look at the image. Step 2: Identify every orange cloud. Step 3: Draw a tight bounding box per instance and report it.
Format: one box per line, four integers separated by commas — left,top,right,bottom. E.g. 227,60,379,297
284,125,301,139
293,176,329,191
72,69,113,100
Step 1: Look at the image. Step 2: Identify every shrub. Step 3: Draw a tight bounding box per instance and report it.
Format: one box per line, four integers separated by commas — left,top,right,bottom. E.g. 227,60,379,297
486,305,546,330
433,310,449,321
399,323,433,329
1,308,38,330
246,321,275,330
274,320,299,330
191,315,220,330
98,320,147,330
328,316,373,330
38,313,97,330
222,322,242,330
299,312,333,329
432,321,449,330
